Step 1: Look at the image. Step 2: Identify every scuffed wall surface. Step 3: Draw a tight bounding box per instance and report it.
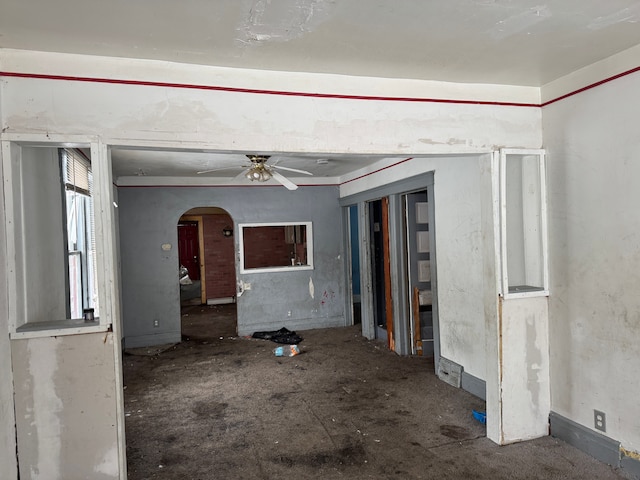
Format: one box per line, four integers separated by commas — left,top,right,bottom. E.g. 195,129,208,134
433,157,486,380
0,141,19,480
341,156,488,381
0,68,541,157
118,186,343,346
11,333,119,480
500,296,550,443
543,71,640,453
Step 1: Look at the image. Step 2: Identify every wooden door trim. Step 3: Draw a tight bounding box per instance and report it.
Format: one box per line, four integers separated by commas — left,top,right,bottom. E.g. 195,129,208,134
381,197,394,351
180,215,206,304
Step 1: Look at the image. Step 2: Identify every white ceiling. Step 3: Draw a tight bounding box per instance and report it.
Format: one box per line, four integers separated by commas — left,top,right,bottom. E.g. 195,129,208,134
110,149,397,182
4,0,640,182
3,0,640,86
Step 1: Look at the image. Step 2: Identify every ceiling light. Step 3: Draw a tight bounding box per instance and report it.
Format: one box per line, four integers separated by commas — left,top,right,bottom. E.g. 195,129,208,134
245,164,272,182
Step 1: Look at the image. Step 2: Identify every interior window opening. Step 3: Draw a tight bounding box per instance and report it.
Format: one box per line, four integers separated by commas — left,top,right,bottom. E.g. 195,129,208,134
61,148,99,320
499,149,548,297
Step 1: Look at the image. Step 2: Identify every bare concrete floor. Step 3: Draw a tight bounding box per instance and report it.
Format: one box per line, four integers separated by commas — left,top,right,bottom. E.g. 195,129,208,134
123,304,629,479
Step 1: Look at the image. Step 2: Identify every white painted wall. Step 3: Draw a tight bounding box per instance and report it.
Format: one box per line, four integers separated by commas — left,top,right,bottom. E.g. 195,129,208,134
543,70,640,454
341,155,498,381
21,147,67,323
0,141,18,480
1,50,541,157
11,333,120,480
0,48,545,476
500,296,550,443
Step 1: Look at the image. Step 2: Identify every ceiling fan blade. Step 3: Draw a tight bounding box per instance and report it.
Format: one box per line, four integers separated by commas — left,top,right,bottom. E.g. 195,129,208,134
272,165,313,176
271,170,299,191
196,165,246,175
231,168,249,182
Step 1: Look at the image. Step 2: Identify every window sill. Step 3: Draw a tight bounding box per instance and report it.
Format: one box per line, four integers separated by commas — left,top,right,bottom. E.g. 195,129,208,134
10,319,111,340
241,264,314,274
503,287,549,300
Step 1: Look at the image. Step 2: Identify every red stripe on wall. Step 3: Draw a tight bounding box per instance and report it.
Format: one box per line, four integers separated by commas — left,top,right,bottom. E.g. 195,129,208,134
2,65,639,189
541,65,640,107
0,71,539,108
1,65,639,108
341,158,414,186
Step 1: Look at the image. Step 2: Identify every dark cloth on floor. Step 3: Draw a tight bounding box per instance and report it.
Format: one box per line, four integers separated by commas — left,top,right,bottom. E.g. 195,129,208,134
252,327,303,345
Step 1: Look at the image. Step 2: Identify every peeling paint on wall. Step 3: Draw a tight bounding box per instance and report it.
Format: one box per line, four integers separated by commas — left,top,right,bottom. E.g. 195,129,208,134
236,0,335,45
309,276,315,299
525,313,542,409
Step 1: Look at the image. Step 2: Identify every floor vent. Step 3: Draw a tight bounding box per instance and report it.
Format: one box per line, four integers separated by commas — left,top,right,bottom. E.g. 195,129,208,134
438,357,462,388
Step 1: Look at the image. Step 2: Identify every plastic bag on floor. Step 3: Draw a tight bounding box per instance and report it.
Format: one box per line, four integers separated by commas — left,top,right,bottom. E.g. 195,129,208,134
252,327,303,345
179,265,193,285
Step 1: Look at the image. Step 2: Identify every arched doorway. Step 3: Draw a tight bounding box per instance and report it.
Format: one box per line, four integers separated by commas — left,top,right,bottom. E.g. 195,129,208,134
177,207,237,337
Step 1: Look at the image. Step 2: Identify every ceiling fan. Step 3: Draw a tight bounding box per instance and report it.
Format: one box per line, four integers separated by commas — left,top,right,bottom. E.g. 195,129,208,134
197,155,312,190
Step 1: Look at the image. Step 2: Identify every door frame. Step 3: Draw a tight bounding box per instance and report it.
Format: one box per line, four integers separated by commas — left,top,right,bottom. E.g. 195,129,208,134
179,215,206,305
340,172,438,363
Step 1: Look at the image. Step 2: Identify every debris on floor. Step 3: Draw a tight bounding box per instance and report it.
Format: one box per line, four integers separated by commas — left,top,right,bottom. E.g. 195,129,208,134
252,327,303,345
273,345,300,357
473,409,487,424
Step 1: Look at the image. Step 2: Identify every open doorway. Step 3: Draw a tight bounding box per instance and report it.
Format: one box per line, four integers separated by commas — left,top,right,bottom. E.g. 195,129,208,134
341,173,438,360
403,190,436,358
368,198,395,349
177,207,237,338
178,219,203,306
348,205,362,325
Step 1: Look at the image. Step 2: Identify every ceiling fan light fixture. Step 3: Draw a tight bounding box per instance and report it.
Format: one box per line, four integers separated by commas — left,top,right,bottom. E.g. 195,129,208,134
246,165,272,182
259,169,272,181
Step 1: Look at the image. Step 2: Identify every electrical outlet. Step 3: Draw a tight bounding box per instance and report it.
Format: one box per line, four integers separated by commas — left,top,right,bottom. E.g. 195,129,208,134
594,410,606,432
153,319,159,328
287,311,292,317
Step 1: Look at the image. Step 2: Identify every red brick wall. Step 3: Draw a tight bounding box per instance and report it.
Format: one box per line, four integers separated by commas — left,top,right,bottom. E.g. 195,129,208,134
202,214,236,299
243,226,292,269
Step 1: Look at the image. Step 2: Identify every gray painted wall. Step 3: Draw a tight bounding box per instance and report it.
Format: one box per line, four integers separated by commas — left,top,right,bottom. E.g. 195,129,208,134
118,185,344,346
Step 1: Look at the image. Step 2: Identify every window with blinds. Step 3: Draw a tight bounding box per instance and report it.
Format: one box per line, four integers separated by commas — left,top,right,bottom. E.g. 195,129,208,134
62,148,92,196
59,148,99,319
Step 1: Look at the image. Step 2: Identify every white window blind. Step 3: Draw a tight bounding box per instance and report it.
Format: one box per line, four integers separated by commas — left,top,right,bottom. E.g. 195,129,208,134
62,148,92,196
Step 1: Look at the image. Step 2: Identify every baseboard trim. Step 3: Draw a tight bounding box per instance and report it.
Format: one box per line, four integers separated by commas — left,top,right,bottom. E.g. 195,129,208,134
621,451,640,478
124,331,181,349
237,317,345,337
549,411,634,474
461,371,486,401
207,296,235,305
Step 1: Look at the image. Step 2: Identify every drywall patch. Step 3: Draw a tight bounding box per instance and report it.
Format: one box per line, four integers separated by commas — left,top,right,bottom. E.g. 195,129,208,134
489,5,551,40
237,0,334,45
588,4,640,30
28,339,63,479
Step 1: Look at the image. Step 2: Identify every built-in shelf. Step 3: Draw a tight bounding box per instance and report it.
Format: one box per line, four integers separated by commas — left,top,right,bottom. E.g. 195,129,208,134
11,318,110,340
